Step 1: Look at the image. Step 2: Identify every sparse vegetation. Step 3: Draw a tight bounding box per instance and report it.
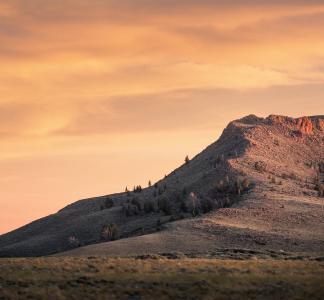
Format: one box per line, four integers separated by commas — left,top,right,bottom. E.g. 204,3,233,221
102,197,114,210
101,223,119,241
214,176,251,196
319,162,324,173
318,185,324,197
255,161,267,173
123,198,142,217
144,200,156,213
133,185,143,193
158,197,172,215
270,175,277,184
156,218,162,230
131,198,142,211
200,198,214,213
1,257,323,300
68,236,80,248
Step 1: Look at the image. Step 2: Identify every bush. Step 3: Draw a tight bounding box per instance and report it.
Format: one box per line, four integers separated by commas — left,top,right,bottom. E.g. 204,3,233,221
216,180,225,192
201,198,214,213
122,203,140,217
234,179,242,195
319,162,324,173
255,161,267,173
180,198,188,213
319,186,324,197
144,200,156,213
101,224,119,241
270,176,276,184
158,188,164,196
131,198,142,211
158,197,172,215
156,219,162,230
68,236,80,248
241,178,251,191
102,197,114,209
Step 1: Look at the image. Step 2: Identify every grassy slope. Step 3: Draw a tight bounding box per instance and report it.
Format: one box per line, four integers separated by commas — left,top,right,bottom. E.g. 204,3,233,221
0,257,323,300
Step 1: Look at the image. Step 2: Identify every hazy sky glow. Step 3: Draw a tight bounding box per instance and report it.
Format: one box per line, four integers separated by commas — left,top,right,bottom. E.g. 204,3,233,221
0,0,323,233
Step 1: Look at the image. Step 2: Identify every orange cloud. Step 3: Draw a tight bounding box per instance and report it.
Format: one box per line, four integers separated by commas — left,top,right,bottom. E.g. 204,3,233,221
1,0,324,233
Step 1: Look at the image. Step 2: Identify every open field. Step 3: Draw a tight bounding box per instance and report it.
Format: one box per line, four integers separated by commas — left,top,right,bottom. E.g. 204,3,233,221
0,255,324,300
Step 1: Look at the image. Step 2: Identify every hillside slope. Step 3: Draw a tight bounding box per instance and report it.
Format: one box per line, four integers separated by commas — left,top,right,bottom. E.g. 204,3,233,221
1,115,324,257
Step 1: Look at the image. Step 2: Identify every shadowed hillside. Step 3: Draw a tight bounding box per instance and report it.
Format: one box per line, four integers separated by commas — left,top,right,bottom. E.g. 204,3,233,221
1,115,323,257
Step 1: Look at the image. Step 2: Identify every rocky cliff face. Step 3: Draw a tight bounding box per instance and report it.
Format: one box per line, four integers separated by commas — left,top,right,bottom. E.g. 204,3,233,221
0,115,323,257
267,115,323,135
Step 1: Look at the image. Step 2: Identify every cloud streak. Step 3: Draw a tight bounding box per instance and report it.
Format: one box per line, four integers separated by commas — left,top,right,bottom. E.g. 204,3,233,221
1,0,324,233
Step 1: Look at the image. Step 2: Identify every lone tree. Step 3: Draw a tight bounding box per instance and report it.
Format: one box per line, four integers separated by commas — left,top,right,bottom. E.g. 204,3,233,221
148,180,152,187
185,155,190,164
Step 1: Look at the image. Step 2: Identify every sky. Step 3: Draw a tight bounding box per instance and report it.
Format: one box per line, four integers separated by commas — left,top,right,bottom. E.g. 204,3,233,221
0,0,323,234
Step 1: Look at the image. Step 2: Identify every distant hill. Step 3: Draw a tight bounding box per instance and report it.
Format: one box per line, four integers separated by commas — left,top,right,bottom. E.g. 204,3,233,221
1,115,324,257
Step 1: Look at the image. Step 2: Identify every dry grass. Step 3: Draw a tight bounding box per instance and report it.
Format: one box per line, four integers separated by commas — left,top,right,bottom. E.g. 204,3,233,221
0,257,323,300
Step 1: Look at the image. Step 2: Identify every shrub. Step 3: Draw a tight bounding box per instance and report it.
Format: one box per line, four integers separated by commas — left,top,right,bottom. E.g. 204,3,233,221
180,198,188,213
201,198,214,214
319,185,324,197
270,176,276,184
319,162,324,173
101,224,119,241
102,197,114,209
287,172,299,181
122,204,139,217
144,200,156,213
158,197,172,215
216,180,226,192
156,219,162,230
234,179,242,195
255,161,267,173
68,236,80,248
316,181,324,197
131,198,142,211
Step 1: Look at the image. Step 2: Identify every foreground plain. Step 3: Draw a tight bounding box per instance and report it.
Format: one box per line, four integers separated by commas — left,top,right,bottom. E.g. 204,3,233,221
0,256,324,300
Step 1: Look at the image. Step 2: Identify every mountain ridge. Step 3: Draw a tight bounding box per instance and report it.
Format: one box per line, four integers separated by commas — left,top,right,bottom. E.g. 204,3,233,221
0,114,323,257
